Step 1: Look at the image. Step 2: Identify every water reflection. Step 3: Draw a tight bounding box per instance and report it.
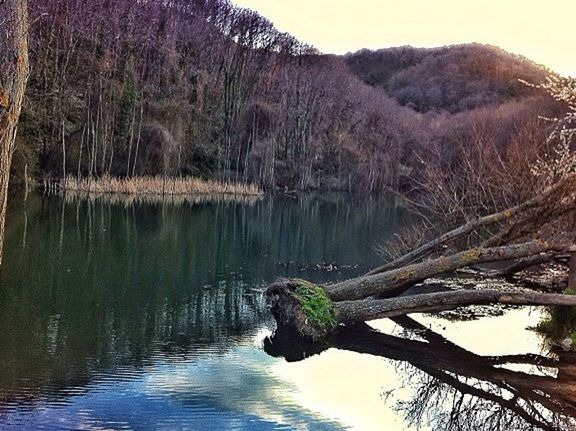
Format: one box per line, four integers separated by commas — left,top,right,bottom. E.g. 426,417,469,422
6,192,571,430
266,315,576,430
0,191,405,429
60,190,264,207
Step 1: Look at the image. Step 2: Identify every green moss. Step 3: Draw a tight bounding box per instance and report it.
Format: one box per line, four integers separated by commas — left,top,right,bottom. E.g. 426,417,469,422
293,280,337,331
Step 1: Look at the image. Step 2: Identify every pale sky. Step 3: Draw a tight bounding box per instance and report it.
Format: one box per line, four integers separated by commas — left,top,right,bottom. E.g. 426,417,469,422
232,0,576,77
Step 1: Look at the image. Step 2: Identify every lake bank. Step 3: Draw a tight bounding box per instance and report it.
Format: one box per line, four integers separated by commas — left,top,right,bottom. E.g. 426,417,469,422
44,175,262,198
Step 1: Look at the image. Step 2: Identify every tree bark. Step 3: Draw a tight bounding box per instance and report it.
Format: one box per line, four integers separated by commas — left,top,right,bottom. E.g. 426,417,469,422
265,276,576,342
327,239,567,301
0,0,29,265
335,289,576,322
568,246,576,291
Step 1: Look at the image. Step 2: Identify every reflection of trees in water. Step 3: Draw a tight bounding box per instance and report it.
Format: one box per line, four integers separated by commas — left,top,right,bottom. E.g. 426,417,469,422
384,321,576,431
266,316,576,431
61,190,264,207
0,274,266,406
0,192,405,405
0,195,268,404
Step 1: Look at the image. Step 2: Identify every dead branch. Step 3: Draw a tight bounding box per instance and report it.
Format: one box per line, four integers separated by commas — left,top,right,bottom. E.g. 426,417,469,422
328,239,568,301
335,289,576,322
369,174,576,275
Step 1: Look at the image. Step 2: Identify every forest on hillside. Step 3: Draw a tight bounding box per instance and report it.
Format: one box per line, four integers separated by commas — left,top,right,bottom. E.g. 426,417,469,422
10,0,567,196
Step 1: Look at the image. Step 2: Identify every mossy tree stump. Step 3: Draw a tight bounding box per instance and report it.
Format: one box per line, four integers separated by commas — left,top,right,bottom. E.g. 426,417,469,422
266,279,337,343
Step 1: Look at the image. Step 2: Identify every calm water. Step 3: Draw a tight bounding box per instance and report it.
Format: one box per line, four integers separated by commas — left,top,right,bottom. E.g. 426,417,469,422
0,192,573,430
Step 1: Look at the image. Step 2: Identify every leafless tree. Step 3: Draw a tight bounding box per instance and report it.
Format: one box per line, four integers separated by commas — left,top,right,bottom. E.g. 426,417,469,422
0,0,29,265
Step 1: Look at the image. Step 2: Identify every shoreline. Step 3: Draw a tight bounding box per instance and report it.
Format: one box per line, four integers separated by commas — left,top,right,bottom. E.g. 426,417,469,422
57,175,263,197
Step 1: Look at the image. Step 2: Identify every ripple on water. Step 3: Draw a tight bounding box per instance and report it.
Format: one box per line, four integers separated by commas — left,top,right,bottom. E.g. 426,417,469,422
6,194,567,430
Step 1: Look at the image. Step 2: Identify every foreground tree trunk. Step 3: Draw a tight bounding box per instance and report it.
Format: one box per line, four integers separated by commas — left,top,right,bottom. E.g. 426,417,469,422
0,0,29,265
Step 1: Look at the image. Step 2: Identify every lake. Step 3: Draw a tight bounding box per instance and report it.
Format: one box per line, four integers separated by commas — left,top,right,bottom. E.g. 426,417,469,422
0,192,573,430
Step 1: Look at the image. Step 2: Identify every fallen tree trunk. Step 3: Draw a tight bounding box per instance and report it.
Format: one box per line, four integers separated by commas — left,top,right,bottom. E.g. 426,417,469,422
327,239,567,301
368,174,576,275
265,239,572,342
266,279,576,342
488,252,564,276
335,290,576,322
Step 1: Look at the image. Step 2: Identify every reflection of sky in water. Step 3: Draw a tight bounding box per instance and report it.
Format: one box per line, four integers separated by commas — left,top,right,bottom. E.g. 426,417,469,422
2,330,343,430
1,308,546,430
0,194,562,430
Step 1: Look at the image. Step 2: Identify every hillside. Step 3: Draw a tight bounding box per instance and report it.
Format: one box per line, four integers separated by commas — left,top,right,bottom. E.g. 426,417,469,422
346,44,550,113
11,1,564,194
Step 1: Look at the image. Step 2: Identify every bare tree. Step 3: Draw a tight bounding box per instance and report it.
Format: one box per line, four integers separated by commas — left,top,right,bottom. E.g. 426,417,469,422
0,0,29,265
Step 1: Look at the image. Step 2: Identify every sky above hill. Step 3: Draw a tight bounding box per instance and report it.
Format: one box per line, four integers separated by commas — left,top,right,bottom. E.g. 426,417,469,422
232,0,576,77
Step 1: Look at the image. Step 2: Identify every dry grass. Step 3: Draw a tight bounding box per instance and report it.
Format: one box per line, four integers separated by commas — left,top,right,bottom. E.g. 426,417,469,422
61,175,262,197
